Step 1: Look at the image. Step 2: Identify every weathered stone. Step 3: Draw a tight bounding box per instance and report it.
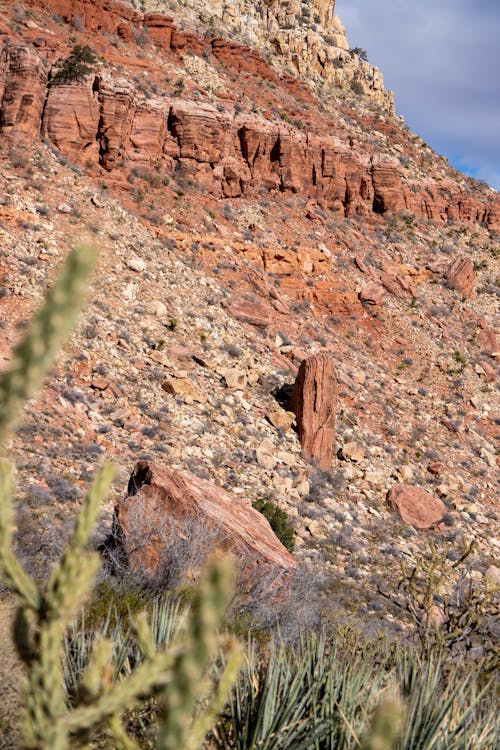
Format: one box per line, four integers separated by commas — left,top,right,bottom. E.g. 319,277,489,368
43,78,100,164
340,441,365,462
359,282,385,305
445,257,476,297
114,461,296,591
290,353,337,469
387,484,446,529
267,409,296,430
0,44,47,145
126,256,146,272
427,461,445,476
255,446,277,470
220,367,247,390
161,376,203,404
229,297,271,328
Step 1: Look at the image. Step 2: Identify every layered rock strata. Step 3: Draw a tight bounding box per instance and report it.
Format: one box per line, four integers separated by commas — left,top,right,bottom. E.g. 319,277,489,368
1,0,498,229
1,43,498,228
138,0,395,112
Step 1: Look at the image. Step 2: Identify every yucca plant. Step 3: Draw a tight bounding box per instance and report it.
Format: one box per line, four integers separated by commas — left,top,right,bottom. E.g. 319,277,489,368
215,633,498,750
216,636,386,750
0,244,242,750
396,652,497,749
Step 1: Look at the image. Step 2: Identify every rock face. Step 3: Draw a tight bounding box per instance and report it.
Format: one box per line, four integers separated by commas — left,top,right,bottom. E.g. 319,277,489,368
113,461,297,591
387,484,446,529
197,0,395,113
445,257,476,297
290,353,337,469
1,0,499,229
0,45,47,144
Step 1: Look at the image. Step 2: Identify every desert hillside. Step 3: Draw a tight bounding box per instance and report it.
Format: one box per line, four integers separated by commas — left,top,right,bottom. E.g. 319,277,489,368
0,0,498,670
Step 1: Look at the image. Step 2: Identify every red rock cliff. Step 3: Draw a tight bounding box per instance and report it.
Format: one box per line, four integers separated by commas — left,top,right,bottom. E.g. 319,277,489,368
1,0,498,230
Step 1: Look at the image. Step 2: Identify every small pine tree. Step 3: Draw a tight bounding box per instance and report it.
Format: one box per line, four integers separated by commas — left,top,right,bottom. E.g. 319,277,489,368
350,46,369,62
52,44,97,84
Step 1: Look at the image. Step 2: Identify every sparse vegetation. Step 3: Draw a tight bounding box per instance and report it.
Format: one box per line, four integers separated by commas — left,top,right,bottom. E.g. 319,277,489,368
252,498,295,552
52,44,97,83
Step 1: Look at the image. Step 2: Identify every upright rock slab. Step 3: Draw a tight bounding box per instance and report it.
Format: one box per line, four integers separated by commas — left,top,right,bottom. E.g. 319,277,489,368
113,461,296,591
445,257,476,297
290,353,337,469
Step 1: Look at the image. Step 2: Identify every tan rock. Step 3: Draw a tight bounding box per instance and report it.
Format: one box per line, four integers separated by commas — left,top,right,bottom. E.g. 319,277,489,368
149,300,167,317
290,353,337,469
387,484,446,529
162,376,203,404
267,409,296,430
427,461,445,476
220,367,247,390
340,441,365,462
399,465,414,482
255,444,277,470
126,256,146,273
352,370,366,385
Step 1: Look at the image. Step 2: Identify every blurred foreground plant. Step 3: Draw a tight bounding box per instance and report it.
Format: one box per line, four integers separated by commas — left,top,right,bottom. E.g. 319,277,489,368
0,244,242,749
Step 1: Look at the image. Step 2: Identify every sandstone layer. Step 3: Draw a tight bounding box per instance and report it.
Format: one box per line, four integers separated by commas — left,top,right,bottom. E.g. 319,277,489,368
1,36,498,229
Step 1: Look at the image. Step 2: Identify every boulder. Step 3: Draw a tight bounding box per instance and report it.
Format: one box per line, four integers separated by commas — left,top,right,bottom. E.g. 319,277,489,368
290,353,337,469
387,484,446,529
113,461,296,592
359,282,385,305
229,297,271,328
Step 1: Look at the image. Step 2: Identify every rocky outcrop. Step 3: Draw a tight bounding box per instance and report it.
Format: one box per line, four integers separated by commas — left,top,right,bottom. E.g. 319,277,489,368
387,484,446,529
1,2,499,229
42,76,100,164
290,353,337,469
26,0,393,112
113,461,297,591
0,45,47,144
444,257,476,297
188,0,394,112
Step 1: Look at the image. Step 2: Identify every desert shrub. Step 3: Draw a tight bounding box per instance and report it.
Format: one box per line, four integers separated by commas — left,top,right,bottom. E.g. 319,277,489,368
252,498,295,552
349,46,369,62
214,635,497,750
378,540,499,667
52,44,97,83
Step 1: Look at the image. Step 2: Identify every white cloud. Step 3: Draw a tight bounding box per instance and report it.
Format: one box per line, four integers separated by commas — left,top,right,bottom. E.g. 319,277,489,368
335,0,500,190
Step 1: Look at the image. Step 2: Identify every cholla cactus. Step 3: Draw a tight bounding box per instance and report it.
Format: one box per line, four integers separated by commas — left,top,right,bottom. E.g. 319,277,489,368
0,244,242,750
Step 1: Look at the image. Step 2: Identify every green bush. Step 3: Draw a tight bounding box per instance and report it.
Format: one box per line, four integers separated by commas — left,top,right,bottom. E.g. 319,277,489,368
349,46,369,62
53,44,97,83
252,498,295,552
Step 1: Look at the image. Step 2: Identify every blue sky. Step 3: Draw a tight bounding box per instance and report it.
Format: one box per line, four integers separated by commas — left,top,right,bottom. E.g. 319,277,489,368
335,0,500,190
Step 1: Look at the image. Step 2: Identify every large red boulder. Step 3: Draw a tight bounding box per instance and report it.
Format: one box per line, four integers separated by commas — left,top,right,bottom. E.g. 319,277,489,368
290,353,337,469
113,462,296,591
387,484,446,529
